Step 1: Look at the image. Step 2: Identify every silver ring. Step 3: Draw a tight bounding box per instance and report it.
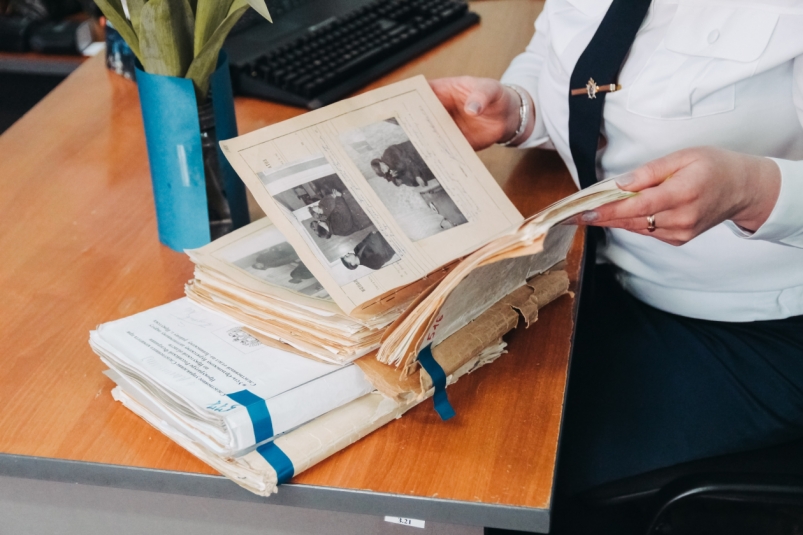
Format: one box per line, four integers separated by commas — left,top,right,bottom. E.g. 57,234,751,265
647,214,656,232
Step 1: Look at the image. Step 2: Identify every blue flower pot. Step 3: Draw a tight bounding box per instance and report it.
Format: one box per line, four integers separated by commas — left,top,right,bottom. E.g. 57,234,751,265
136,52,249,251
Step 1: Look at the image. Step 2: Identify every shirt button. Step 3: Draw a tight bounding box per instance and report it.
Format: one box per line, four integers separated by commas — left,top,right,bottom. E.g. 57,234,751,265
707,29,720,44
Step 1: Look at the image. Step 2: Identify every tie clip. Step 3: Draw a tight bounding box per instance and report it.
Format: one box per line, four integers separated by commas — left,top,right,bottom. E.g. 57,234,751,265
570,78,622,99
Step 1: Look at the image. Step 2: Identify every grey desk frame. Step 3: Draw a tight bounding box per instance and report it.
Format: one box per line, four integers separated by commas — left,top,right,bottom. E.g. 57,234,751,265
0,453,550,532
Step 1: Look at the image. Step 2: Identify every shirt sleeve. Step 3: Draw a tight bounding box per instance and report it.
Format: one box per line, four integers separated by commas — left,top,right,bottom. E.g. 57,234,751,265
725,55,803,248
725,158,803,248
500,11,552,149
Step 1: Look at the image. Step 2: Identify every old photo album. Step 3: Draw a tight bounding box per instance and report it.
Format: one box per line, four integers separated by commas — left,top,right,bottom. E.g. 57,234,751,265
220,76,525,318
92,76,634,496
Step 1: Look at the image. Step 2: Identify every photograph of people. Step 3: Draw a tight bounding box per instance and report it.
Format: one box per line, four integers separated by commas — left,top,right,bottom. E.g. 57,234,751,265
288,262,314,284
340,118,468,241
230,240,328,299
370,140,434,188
250,242,298,270
259,155,401,286
429,2,803,533
340,230,396,271
308,188,373,239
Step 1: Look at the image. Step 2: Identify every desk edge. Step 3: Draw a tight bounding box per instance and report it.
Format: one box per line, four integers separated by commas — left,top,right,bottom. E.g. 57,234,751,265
0,453,549,532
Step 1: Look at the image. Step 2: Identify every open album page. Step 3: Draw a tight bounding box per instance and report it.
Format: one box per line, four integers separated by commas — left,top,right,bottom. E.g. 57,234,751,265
377,176,634,369
186,217,341,315
221,76,523,317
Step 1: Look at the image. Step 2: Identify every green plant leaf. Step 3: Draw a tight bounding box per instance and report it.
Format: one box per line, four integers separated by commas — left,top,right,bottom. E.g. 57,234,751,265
228,0,248,15
244,0,272,22
126,0,145,35
194,0,234,56
185,3,249,99
139,0,195,77
93,0,141,59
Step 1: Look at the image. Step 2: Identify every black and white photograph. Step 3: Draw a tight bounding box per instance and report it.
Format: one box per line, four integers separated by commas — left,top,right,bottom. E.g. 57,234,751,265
216,224,330,299
258,155,401,286
339,118,468,242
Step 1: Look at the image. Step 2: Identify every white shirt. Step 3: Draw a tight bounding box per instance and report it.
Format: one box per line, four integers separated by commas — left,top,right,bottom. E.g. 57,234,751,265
501,0,803,322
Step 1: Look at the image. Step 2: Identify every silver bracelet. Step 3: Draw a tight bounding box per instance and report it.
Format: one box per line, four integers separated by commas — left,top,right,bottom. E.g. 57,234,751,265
498,83,531,147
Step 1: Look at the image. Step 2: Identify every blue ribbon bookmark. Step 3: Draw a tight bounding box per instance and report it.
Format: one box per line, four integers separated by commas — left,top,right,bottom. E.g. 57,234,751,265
227,390,274,443
417,345,455,421
227,389,294,483
256,441,295,484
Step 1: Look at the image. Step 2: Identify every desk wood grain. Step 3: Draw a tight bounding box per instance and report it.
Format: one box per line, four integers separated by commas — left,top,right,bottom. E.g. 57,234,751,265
0,0,580,516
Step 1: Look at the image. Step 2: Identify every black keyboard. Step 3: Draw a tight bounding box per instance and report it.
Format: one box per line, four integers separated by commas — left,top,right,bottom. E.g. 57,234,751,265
229,0,478,109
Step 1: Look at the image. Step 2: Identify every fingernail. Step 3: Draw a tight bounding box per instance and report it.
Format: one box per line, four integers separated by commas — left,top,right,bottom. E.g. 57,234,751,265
615,172,635,187
466,102,481,115
581,211,599,223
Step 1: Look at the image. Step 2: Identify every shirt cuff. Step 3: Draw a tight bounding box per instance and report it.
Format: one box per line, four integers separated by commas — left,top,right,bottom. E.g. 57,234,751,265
725,157,803,248
498,75,550,149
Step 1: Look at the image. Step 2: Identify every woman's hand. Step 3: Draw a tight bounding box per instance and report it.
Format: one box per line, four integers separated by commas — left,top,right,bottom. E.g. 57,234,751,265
429,76,532,150
580,147,781,246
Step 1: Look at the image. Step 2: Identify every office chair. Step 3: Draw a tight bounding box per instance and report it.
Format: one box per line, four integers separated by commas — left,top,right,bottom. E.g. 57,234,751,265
576,438,803,535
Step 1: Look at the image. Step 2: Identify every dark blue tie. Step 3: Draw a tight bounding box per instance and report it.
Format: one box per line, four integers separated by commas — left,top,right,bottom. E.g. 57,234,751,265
569,0,653,189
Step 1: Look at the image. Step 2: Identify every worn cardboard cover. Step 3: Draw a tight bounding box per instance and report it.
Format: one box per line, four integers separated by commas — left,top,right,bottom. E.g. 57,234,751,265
355,269,569,398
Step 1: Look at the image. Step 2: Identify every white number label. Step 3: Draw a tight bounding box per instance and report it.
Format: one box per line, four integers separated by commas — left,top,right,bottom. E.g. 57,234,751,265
384,516,425,529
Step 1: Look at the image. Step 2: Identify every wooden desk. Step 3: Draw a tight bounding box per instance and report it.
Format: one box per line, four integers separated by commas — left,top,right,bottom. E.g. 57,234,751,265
0,1,582,532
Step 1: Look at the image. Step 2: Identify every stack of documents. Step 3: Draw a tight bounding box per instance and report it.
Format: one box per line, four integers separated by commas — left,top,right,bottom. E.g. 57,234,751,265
193,75,629,371
92,75,633,497
91,299,374,457
185,218,401,364
92,296,509,496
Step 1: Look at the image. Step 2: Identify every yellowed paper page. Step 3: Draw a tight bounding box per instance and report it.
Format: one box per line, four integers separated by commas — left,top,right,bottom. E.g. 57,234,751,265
377,175,634,370
220,76,523,316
